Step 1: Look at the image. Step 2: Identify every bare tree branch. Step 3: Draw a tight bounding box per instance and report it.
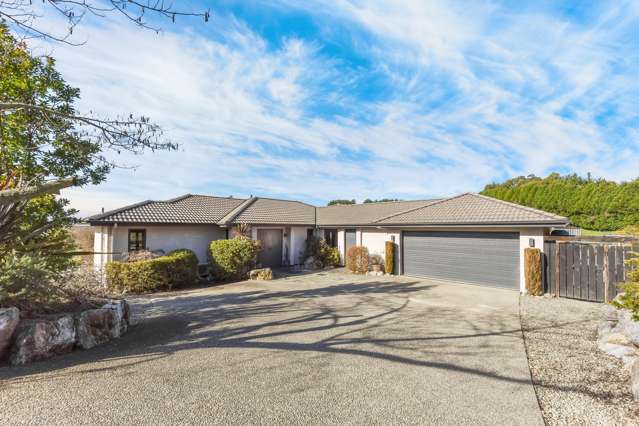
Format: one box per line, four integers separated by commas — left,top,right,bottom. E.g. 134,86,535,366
0,0,210,44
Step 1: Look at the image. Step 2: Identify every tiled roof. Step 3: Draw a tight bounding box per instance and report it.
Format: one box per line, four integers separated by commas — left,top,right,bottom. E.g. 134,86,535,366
316,199,441,226
88,192,568,227
232,198,315,225
374,193,568,225
88,195,246,224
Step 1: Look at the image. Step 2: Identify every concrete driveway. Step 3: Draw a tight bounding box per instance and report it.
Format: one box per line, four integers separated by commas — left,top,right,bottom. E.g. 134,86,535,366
0,270,542,425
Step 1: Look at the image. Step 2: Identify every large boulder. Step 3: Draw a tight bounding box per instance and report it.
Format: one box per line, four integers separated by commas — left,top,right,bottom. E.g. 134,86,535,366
102,299,130,334
632,359,639,401
10,316,76,365
75,308,119,349
615,310,639,347
0,307,20,361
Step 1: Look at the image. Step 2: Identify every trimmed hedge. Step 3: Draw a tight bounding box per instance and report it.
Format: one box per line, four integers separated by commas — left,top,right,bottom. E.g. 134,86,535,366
106,249,198,293
346,246,369,274
385,241,394,275
209,237,260,281
524,248,542,296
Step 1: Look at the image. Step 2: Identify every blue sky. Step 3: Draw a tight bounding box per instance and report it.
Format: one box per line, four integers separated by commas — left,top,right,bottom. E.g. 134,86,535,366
33,0,639,216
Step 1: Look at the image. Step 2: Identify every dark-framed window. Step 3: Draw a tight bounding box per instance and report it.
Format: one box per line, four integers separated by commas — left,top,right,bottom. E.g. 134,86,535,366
307,228,314,240
128,229,146,251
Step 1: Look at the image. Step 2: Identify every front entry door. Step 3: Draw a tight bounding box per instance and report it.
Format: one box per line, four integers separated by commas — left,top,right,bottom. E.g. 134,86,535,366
257,229,283,268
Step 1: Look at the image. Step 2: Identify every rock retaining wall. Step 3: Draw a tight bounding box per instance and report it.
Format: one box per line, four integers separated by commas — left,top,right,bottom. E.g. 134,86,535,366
597,305,639,400
0,299,131,366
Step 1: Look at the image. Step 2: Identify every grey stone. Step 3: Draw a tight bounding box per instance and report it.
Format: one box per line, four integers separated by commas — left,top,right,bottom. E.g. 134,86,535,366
102,299,130,335
303,256,318,270
0,307,20,361
10,316,76,365
598,342,636,359
632,357,639,401
615,309,639,347
75,308,119,349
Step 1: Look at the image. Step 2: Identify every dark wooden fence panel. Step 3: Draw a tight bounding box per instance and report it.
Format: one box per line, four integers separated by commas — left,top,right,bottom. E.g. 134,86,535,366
542,240,633,303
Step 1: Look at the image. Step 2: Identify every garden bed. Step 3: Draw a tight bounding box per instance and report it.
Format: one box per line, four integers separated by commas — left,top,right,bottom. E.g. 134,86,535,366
520,295,639,425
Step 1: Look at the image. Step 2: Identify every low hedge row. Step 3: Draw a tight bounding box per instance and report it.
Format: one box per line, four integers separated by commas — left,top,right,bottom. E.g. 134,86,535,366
106,249,198,293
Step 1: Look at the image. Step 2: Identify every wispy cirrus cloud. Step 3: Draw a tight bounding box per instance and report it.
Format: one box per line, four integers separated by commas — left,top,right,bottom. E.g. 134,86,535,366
36,1,639,216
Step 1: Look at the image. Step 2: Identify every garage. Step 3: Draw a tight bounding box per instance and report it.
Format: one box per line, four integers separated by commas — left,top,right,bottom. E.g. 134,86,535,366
402,231,520,289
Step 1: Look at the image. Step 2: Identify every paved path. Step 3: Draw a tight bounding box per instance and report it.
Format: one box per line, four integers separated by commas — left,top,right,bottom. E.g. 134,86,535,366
0,271,542,425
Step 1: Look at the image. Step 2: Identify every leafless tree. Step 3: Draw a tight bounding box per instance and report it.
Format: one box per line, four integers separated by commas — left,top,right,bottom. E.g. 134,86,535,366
0,0,210,44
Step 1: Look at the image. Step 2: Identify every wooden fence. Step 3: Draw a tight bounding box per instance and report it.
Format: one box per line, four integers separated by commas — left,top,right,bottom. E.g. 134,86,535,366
542,239,634,302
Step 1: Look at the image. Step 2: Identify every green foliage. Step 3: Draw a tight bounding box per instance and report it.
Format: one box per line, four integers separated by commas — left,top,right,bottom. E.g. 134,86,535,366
613,252,639,320
346,246,369,274
106,249,198,293
327,199,355,206
0,251,52,305
385,241,394,275
303,236,340,267
524,248,543,296
209,238,260,281
481,173,639,231
363,198,401,203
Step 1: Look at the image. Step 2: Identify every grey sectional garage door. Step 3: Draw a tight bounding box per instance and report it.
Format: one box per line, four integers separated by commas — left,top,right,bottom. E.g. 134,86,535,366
402,231,520,289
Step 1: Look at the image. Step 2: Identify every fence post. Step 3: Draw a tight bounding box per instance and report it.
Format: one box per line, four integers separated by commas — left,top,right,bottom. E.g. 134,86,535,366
555,241,561,297
603,244,610,303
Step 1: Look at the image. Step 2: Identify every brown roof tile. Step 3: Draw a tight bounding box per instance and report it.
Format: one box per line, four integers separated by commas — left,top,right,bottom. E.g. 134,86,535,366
316,199,441,226
375,193,568,225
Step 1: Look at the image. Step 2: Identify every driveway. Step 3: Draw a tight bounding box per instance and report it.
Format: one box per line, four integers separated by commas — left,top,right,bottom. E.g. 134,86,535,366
0,271,542,425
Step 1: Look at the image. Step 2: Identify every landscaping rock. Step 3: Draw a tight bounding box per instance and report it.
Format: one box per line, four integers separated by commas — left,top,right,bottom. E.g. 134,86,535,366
0,307,20,360
75,308,119,349
10,316,76,365
616,310,639,347
632,359,639,401
249,268,273,281
102,299,130,334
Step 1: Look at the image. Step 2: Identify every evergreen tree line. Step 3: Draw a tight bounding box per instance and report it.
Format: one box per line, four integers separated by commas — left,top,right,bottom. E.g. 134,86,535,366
480,173,639,231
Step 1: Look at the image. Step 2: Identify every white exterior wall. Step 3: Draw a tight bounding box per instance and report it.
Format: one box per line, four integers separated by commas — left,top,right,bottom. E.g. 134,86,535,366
328,225,548,292
93,225,113,271
336,229,345,265
519,228,545,293
290,227,310,265
110,225,226,264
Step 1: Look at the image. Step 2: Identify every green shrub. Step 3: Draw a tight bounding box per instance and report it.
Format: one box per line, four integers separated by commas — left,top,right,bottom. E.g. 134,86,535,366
613,251,639,320
106,249,198,293
346,246,369,274
209,237,260,281
303,236,340,267
524,248,543,296
385,241,394,275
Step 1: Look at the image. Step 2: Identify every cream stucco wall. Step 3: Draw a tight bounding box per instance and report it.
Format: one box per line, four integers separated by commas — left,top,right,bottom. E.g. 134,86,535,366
108,224,226,264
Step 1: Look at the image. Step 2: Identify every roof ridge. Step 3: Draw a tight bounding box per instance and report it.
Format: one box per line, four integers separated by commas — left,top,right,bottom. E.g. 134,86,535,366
217,197,258,226
182,194,248,201
86,199,154,221
372,196,462,223
471,193,567,220
253,196,316,207
318,198,440,209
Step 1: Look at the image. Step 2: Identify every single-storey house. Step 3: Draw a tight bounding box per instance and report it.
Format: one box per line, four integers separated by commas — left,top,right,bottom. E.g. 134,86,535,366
88,192,569,292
